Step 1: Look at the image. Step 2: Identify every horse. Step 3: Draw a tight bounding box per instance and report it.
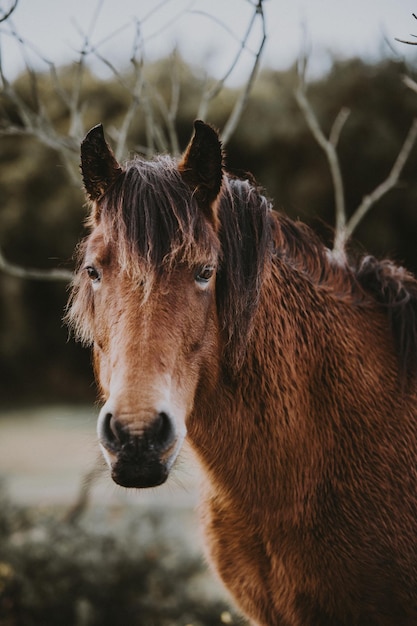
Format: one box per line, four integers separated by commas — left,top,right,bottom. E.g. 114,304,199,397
67,120,417,626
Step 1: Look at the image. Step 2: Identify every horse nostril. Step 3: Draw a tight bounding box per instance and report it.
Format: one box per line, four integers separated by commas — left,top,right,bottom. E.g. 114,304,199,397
151,411,175,451
98,408,175,456
101,412,126,452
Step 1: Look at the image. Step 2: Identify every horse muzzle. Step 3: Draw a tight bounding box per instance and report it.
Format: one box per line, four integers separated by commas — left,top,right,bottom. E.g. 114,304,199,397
97,407,181,488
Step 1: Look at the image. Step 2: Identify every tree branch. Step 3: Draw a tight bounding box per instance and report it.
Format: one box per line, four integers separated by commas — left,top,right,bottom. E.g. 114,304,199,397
296,59,417,257
197,0,266,145
0,0,18,24
403,74,417,95
343,119,417,242
0,2,269,283
114,21,146,160
395,12,417,45
295,62,348,259
0,27,80,181
221,0,266,145
0,248,72,282
329,107,351,148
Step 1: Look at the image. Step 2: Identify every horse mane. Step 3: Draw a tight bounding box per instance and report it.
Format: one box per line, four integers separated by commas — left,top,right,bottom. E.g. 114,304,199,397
72,151,417,379
266,212,417,378
356,256,417,376
99,155,220,278
216,176,275,369
93,161,276,371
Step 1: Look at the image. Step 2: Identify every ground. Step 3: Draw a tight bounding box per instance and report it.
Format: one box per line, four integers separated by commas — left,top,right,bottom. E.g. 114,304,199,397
0,405,242,626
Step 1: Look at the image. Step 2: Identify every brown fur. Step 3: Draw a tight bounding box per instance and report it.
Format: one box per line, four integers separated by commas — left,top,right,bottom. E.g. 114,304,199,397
67,121,417,625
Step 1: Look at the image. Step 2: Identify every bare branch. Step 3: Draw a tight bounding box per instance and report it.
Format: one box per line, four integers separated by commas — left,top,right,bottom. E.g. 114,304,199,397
395,38,417,46
0,0,18,24
0,248,72,282
395,12,417,45
67,1,114,142
141,0,193,46
329,107,351,148
0,27,80,181
198,0,266,144
295,64,347,258
168,50,181,153
403,74,417,95
0,1,268,283
296,61,417,256
146,52,182,155
343,119,417,243
221,0,267,145
113,20,145,160
195,7,256,107
63,457,103,524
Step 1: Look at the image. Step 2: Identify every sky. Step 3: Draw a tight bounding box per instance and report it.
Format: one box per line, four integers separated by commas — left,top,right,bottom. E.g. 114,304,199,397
1,0,417,85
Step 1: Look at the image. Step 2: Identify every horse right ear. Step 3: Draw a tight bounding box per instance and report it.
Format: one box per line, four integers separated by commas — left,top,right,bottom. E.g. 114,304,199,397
178,120,223,226
80,124,123,210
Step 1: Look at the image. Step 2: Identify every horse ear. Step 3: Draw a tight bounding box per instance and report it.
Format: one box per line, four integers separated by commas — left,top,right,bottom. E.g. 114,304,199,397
80,124,123,207
178,120,223,225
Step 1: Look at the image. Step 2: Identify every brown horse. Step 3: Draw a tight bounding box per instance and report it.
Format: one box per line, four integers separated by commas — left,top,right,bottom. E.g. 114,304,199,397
67,120,417,626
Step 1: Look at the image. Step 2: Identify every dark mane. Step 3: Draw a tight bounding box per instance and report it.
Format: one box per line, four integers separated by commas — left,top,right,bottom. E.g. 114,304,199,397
216,176,275,368
274,214,337,284
99,163,276,371
100,155,220,276
356,255,417,376
269,212,417,377
77,151,417,378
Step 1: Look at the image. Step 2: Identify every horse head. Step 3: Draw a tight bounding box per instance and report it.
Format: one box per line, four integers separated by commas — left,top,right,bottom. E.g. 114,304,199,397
70,121,224,488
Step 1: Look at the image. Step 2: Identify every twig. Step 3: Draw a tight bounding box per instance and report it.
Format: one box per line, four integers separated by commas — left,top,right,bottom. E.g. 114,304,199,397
0,27,80,181
394,12,417,45
395,38,417,46
0,0,18,24
342,119,417,244
114,20,145,160
221,0,266,145
63,457,104,525
295,62,348,258
148,52,181,155
168,49,181,154
296,59,417,256
197,0,266,144
329,107,351,148
0,248,72,281
403,74,417,95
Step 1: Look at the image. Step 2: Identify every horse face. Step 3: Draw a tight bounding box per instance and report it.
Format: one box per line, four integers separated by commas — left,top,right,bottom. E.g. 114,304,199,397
72,121,223,488
85,227,219,487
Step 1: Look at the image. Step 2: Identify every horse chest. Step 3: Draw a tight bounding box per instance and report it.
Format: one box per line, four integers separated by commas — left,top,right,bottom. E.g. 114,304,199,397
199,484,417,626
200,493,330,626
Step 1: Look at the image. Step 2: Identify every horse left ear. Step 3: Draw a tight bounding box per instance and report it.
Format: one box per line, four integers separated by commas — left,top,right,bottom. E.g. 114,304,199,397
178,120,223,225
81,124,123,206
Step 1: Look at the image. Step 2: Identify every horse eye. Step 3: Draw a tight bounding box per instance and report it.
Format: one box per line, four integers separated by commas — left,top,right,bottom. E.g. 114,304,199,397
195,265,215,285
85,265,101,283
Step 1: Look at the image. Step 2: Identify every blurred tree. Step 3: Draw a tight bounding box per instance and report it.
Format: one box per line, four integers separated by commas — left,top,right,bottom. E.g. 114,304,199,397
229,58,417,264
1,3,417,403
2,56,417,402
0,1,266,403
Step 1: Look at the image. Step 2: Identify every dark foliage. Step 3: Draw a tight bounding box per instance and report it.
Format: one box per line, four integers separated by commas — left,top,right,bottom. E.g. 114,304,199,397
0,483,241,626
1,56,417,402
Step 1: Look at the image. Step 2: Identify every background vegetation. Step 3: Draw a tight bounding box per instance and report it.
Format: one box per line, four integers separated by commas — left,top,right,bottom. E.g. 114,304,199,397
2,16,417,618
1,55,417,404
0,482,242,626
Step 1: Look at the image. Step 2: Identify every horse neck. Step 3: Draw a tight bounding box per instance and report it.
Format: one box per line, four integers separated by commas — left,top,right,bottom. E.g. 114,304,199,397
188,250,401,515
188,258,318,504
